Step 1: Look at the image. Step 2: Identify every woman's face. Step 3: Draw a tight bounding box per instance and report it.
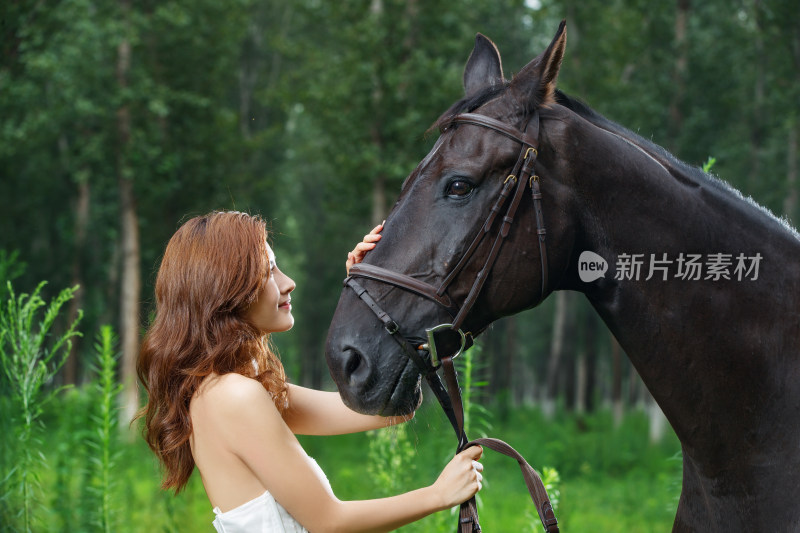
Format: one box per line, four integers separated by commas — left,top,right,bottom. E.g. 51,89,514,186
244,245,296,333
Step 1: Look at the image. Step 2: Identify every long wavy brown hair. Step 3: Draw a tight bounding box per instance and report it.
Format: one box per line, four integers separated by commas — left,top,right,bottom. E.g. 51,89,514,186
136,211,288,493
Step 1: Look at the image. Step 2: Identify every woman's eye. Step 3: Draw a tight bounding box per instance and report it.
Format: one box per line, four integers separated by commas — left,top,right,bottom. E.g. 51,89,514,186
446,180,474,198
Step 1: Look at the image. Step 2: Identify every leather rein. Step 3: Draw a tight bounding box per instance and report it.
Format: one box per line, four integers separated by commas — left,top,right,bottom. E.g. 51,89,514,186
344,111,558,532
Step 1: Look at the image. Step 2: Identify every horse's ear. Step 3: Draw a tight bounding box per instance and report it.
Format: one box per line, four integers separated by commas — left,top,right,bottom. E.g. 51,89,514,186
509,20,567,108
463,33,504,96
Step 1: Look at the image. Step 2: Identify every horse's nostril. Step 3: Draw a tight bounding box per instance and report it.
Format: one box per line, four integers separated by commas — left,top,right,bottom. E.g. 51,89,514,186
343,348,373,388
344,349,363,380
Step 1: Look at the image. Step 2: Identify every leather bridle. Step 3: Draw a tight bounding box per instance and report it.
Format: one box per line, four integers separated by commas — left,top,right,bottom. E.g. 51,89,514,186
347,110,549,344
343,110,558,532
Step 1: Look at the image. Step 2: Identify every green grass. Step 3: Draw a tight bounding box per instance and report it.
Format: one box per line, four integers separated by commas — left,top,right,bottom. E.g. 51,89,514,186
4,390,682,532
299,402,682,532
0,267,681,531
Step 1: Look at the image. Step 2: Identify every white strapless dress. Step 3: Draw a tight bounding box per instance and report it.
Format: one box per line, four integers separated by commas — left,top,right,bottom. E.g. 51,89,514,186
211,458,330,533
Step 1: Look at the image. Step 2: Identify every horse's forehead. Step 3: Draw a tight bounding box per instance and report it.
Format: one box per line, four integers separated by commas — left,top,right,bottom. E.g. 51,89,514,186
419,135,446,170
402,120,525,195
401,135,446,192
476,94,527,126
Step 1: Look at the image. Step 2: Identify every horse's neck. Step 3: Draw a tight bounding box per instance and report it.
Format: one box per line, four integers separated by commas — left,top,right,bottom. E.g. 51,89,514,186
570,123,800,466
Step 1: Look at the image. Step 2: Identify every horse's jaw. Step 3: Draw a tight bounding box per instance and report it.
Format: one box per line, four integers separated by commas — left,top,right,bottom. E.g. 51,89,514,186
335,355,423,416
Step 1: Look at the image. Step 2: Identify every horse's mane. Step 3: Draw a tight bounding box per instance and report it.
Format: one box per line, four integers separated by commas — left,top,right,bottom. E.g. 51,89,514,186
431,84,712,189
553,90,800,240
553,90,713,188
424,84,797,238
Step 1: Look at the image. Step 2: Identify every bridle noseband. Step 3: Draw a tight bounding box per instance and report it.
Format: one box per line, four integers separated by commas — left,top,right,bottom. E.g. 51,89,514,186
342,110,559,533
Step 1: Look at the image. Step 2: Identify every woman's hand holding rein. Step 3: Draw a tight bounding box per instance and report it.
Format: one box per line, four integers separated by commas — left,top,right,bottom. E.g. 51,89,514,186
432,446,484,510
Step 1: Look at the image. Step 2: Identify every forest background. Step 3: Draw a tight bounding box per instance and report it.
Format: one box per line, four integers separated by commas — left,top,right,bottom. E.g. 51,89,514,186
1,0,798,531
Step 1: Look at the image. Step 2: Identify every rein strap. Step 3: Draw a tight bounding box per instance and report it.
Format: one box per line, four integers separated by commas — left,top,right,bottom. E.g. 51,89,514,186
441,355,559,533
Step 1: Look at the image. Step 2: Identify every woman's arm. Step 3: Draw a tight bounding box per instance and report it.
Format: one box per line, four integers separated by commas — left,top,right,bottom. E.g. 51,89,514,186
284,222,402,436
283,384,412,435
217,376,482,533
320,449,482,533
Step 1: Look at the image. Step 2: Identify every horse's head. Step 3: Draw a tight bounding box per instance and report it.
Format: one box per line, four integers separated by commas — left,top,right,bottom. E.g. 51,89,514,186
326,22,579,415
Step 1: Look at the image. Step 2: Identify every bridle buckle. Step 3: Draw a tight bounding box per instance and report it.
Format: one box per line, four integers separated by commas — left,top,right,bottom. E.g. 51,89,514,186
384,320,399,335
420,323,467,367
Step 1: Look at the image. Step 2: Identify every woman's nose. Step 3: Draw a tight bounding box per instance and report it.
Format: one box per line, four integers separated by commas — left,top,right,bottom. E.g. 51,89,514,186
280,271,296,294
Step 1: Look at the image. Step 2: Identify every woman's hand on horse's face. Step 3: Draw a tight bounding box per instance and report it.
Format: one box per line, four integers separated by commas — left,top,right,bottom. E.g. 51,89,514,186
432,446,484,510
346,222,383,275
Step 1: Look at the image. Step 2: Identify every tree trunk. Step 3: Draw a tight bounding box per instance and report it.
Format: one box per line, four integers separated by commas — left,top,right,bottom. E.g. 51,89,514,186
369,0,387,225
575,351,586,414
238,3,291,138
116,0,141,431
667,0,690,152
784,119,798,224
543,291,569,416
611,332,623,427
749,0,766,191
64,175,90,385
299,230,325,389
238,28,260,140
502,315,516,406
629,360,644,408
487,316,515,413
647,389,669,443
576,312,598,413
563,325,576,411
371,172,386,226
119,178,140,428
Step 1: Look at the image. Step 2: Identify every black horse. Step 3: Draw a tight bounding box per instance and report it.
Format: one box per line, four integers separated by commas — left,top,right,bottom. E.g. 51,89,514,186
325,22,800,531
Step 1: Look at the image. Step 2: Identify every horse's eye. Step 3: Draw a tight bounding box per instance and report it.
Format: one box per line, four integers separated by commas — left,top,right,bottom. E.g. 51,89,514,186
446,179,474,198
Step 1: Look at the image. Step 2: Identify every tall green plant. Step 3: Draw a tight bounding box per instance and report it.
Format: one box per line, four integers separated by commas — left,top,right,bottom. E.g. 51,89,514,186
366,424,417,496
49,387,93,531
0,251,25,298
0,249,25,526
86,325,122,532
0,281,82,532
456,343,493,438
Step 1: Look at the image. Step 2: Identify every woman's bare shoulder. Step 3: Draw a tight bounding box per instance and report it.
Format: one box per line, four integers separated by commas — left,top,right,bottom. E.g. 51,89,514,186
194,373,277,418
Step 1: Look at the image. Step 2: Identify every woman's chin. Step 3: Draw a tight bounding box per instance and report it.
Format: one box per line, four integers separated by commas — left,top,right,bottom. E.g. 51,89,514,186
276,316,294,332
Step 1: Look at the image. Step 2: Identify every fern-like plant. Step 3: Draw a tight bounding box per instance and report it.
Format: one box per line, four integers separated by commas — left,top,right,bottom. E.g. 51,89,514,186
86,325,122,533
455,342,493,439
0,281,82,532
366,423,417,496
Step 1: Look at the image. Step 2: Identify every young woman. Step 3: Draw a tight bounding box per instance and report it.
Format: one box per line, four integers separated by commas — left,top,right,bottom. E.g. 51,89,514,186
137,211,483,532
